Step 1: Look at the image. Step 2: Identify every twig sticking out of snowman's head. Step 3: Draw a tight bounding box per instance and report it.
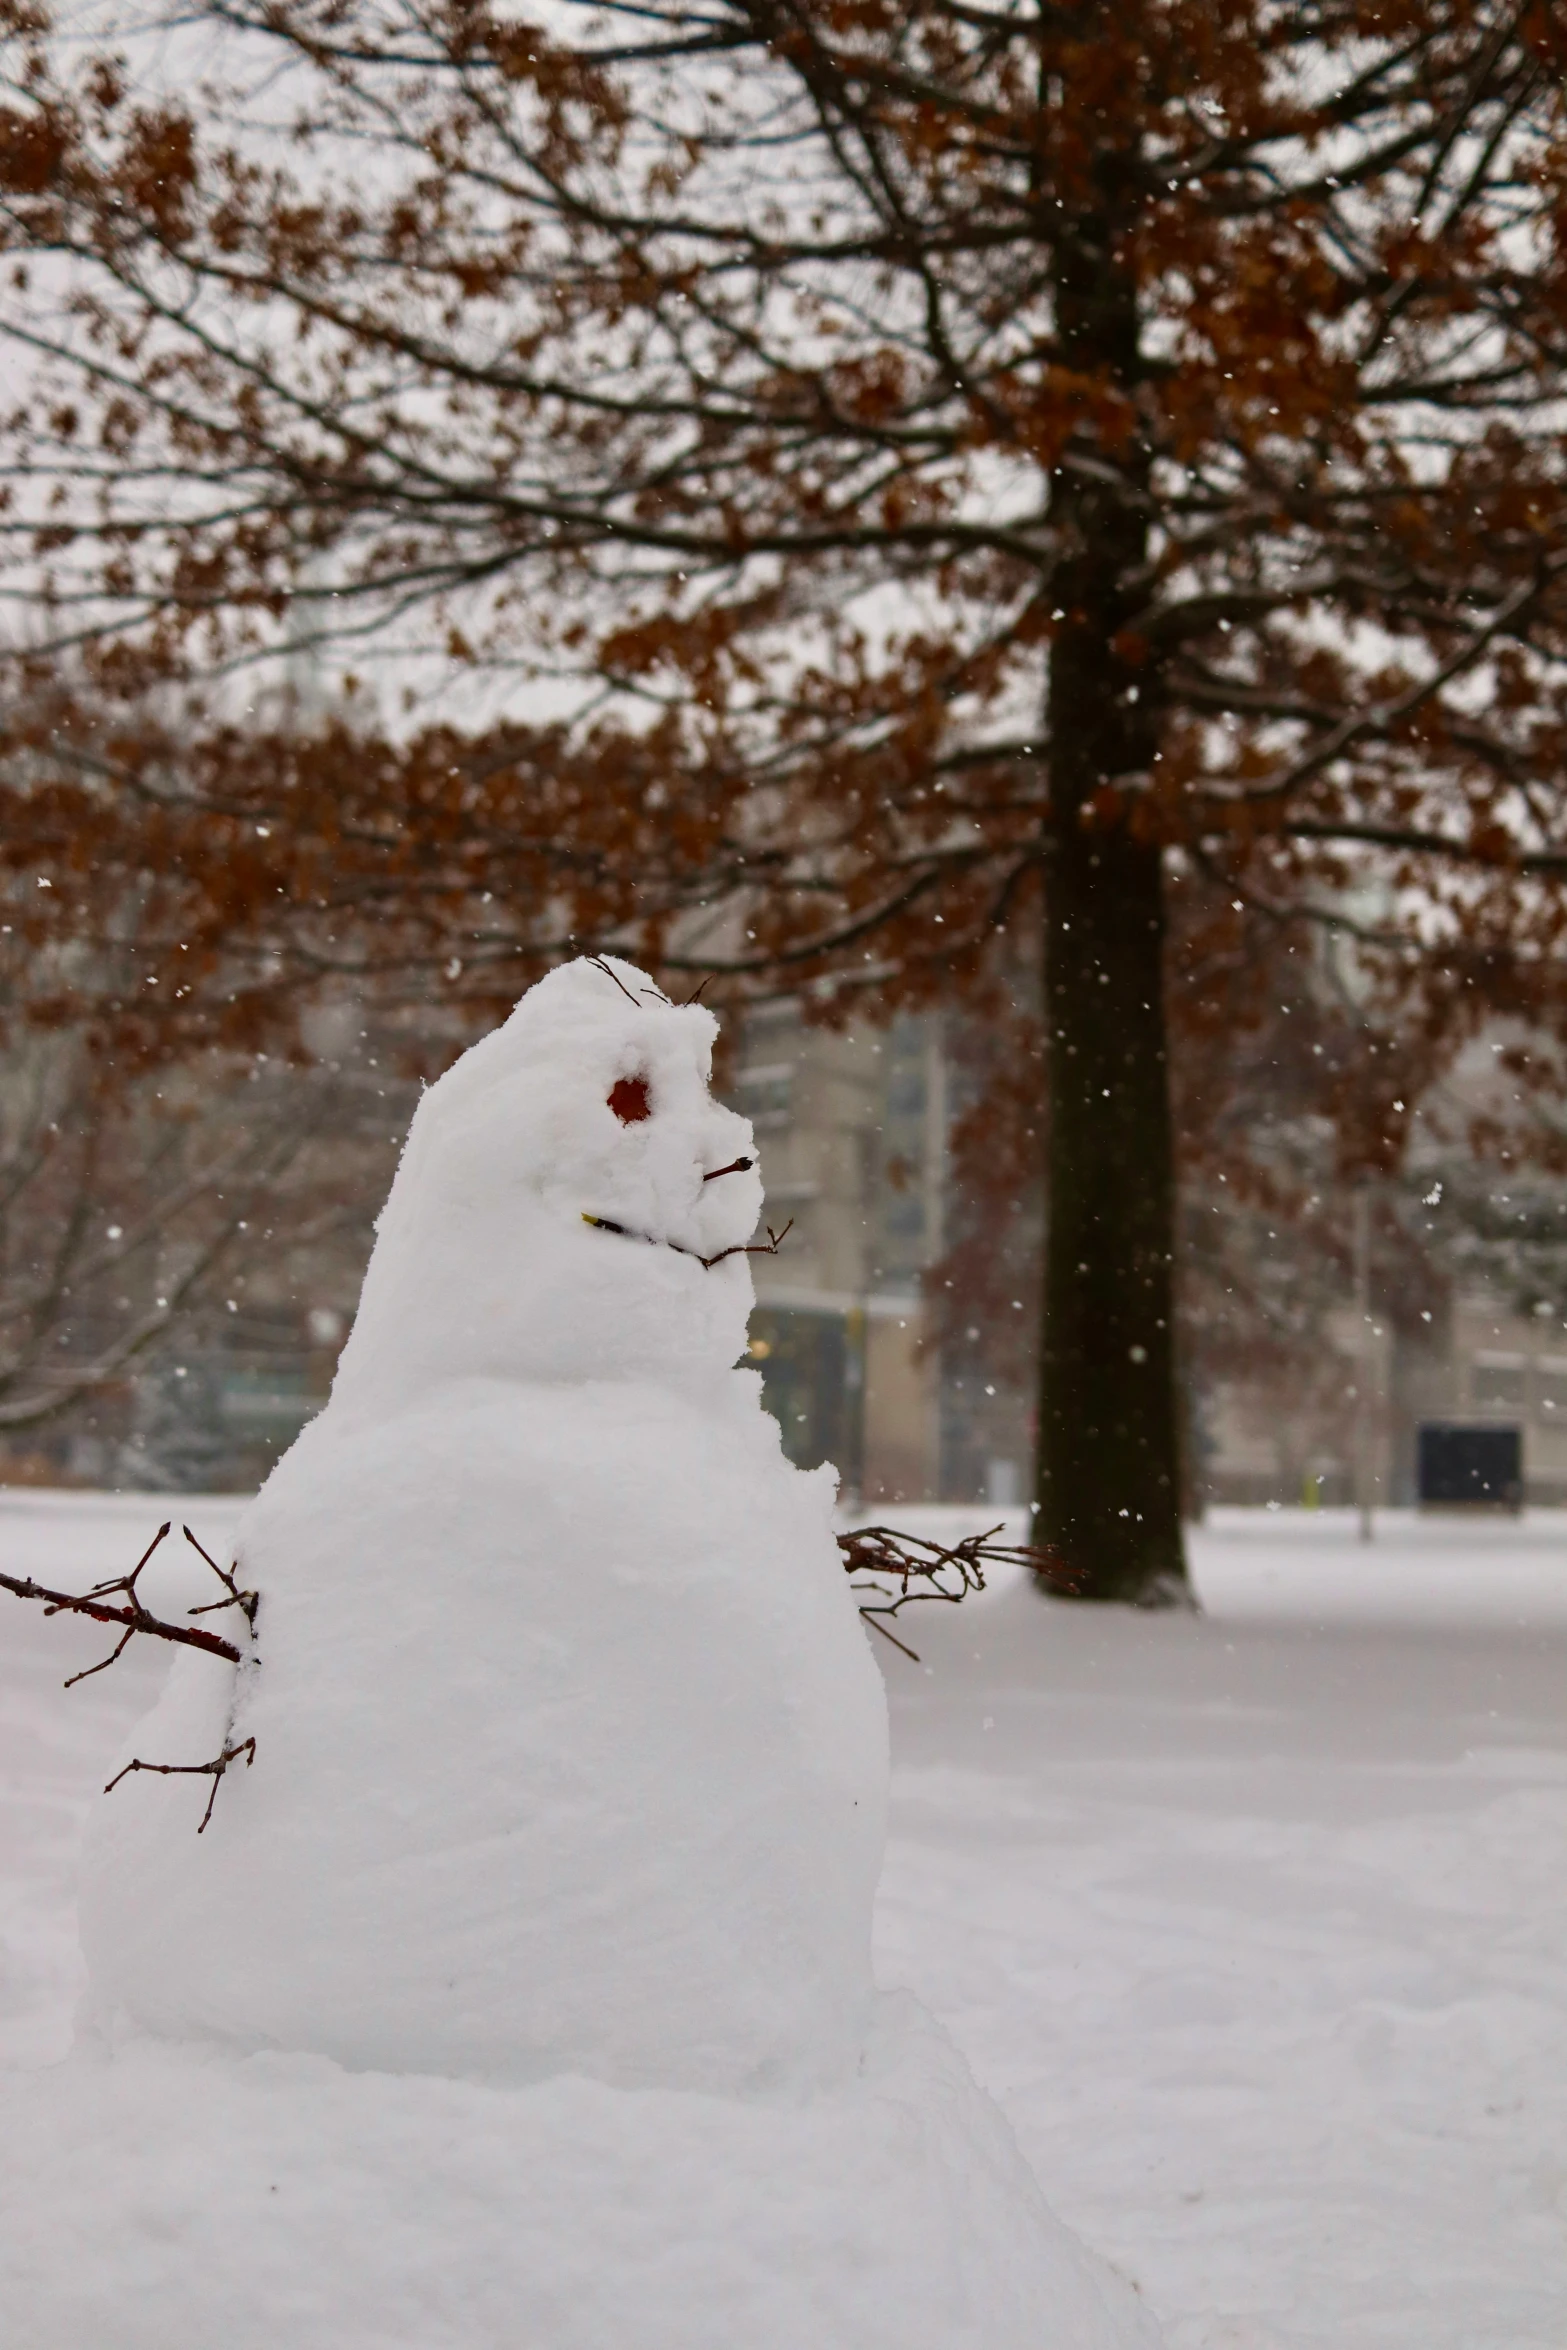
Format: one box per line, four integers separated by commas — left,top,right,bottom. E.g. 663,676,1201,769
588,956,643,1007
588,955,674,1010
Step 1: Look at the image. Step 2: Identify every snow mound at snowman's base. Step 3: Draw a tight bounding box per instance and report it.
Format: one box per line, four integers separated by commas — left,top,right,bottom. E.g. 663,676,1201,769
0,1993,1160,2350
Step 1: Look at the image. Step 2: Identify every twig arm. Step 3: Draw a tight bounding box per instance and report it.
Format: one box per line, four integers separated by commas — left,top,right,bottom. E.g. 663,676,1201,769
838,1520,1080,1661
0,1566,245,1666
106,1737,257,1833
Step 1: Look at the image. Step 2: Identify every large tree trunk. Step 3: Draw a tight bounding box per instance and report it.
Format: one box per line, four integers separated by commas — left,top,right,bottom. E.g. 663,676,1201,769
1033,170,1189,1606
1037,803,1186,1602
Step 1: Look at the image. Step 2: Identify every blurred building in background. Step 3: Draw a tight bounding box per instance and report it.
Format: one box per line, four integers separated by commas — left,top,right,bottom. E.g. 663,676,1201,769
4,990,1567,1513
1203,1286,1567,1510
735,1002,1029,1508
0,1020,409,1499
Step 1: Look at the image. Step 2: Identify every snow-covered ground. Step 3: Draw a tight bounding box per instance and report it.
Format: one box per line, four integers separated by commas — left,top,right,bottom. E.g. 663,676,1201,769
878,1504,1567,2349
2,1490,1565,2346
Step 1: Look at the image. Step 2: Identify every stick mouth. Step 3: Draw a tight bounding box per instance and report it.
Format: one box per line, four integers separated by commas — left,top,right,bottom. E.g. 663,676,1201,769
580,1211,792,1273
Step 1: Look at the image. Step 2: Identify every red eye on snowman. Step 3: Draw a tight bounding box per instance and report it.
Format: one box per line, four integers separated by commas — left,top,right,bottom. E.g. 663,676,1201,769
608,1074,651,1124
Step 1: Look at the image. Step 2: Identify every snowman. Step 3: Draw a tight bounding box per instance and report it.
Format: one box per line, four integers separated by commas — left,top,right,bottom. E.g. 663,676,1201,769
39,955,1163,2350
80,954,888,2091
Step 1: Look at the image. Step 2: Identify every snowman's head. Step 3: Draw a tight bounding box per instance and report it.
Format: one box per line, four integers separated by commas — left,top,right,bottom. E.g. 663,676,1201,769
329,957,767,1413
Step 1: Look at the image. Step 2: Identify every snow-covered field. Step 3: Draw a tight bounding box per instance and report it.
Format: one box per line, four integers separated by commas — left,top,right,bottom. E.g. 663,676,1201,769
2,1489,1565,2347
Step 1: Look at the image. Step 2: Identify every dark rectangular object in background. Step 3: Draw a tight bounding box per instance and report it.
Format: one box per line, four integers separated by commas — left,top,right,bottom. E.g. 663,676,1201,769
1418,1422,1523,1509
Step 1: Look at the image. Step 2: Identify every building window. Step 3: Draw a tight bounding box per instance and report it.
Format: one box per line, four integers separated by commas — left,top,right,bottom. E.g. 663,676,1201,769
886,1064,926,1119
882,1189,925,1241
1472,1352,1527,1410
748,1304,857,1479
737,1061,794,1130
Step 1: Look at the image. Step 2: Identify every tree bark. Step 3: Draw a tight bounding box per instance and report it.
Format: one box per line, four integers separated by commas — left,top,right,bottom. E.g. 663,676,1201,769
1033,166,1189,1606
1038,801,1186,1602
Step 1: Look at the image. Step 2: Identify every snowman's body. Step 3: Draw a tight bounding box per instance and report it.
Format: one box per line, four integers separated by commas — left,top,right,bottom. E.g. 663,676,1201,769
82,959,886,2091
